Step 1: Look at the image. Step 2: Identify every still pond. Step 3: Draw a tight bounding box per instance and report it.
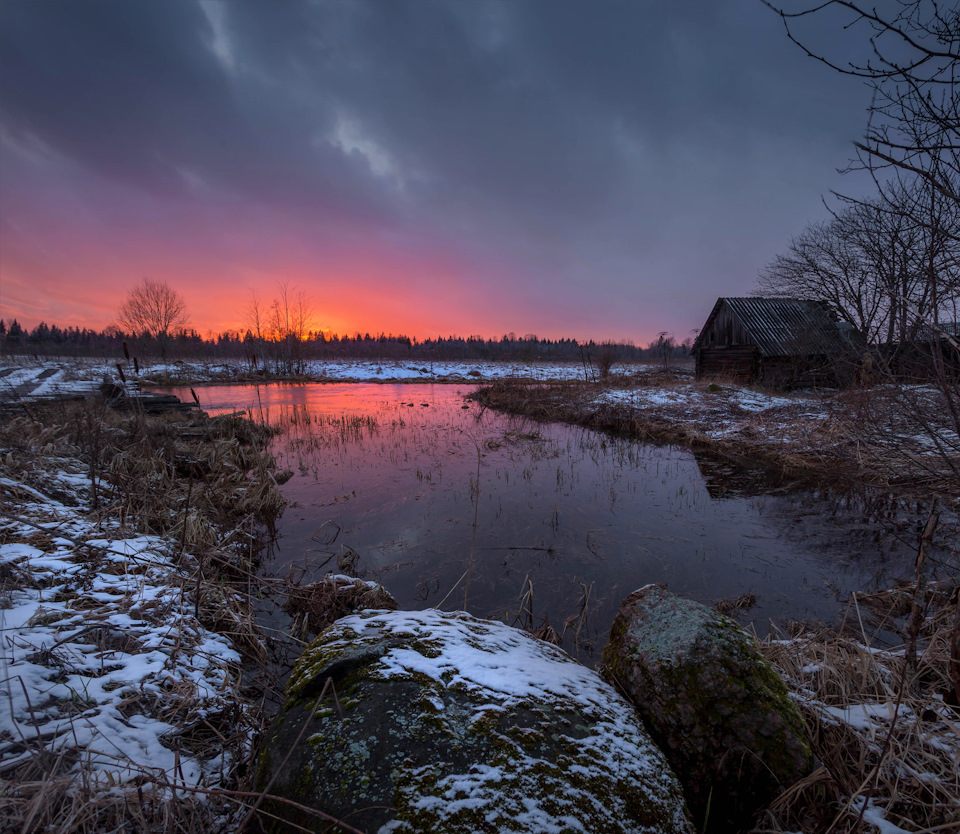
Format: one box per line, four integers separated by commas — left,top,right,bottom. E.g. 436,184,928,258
168,382,926,658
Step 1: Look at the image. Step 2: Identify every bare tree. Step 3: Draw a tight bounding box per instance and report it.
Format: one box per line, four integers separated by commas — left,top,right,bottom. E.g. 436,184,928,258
758,183,960,344
596,343,618,380
116,279,189,358
242,283,315,376
243,290,268,371
767,1,960,203
766,6,960,759
652,332,675,371
758,210,885,338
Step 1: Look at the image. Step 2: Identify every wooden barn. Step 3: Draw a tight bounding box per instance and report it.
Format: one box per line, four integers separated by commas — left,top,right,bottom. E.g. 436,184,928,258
692,297,862,388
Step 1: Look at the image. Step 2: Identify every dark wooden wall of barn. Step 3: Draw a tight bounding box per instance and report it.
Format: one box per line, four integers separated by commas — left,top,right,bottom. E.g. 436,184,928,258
695,346,758,382
699,304,757,349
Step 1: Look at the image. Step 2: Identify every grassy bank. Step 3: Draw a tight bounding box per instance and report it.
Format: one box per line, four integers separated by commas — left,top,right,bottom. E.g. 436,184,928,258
0,400,285,832
754,586,959,833
474,377,960,497
477,376,960,831
3,385,957,833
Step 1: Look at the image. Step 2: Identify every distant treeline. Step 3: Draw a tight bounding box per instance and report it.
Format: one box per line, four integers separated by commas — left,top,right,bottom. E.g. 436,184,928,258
0,318,692,365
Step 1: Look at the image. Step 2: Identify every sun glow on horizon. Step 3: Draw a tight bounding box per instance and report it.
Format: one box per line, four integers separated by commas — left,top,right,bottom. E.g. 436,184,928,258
0,245,666,346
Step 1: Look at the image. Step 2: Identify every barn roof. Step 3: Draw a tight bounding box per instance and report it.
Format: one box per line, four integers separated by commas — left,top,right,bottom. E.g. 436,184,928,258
692,297,861,358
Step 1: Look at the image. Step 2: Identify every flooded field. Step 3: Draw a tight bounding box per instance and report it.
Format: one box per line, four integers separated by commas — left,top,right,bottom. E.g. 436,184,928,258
170,382,935,657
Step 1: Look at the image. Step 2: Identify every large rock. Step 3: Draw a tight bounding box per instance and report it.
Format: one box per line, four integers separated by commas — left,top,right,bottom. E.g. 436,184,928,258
256,608,692,834
602,585,812,832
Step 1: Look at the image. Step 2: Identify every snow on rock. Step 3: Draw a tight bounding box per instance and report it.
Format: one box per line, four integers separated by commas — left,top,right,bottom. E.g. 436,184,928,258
0,465,252,791
256,608,692,834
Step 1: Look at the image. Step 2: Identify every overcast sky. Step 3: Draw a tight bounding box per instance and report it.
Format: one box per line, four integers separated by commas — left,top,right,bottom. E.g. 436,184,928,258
0,0,879,343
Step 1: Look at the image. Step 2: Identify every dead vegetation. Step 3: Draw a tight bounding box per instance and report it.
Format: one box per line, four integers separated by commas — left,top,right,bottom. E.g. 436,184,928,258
716,593,757,616
478,377,960,832
511,574,598,659
753,586,960,834
0,399,289,833
1,399,285,540
473,379,960,496
2,777,230,834
283,571,398,639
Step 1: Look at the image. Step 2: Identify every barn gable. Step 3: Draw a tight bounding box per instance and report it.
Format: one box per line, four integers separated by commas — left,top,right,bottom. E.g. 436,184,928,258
693,297,861,387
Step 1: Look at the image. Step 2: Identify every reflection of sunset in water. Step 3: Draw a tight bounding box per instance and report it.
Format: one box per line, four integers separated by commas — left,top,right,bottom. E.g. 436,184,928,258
167,382,923,657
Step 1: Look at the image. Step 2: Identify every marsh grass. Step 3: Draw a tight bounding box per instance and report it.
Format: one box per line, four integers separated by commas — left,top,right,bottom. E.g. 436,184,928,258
3,773,225,834
282,571,397,639
510,574,599,658
0,399,290,832
474,380,960,496
478,379,960,831
753,590,960,833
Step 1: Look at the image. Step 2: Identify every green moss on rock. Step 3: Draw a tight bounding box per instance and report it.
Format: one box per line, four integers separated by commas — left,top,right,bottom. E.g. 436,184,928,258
256,609,693,833
602,584,813,832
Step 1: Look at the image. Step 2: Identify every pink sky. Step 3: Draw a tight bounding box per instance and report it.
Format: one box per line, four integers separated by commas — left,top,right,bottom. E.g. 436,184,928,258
0,1,875,346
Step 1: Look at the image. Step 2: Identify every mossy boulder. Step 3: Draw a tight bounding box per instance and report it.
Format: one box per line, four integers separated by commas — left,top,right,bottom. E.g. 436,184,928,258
602,585,812,832
255,608,692,834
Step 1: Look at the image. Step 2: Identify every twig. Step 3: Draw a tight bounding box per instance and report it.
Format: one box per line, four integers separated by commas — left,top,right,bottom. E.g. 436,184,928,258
906,500,940,674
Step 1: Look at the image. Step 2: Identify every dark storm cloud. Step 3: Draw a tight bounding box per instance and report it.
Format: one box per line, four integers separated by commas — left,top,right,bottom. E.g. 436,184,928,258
0,0,878,335
0,1,236,187
1,0,402,222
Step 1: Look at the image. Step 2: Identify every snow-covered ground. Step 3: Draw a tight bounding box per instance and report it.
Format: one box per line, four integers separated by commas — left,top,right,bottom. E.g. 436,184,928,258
595,381,828,443
761,630,960,834
4,357,956,493
593,379,959,493
0,362,116,400
141,357,634,383
0,356,658,395
0,463,254,792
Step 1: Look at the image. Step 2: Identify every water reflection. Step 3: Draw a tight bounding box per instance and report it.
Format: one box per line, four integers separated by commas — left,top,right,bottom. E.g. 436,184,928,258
167,382,946,658
691,450,785,499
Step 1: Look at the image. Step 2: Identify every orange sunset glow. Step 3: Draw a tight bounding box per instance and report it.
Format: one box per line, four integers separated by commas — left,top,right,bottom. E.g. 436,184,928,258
1,1,875,346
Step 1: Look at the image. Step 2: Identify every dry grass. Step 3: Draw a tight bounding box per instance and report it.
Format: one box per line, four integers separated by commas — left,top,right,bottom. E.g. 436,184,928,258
511,574,598,658
2,775,229,834
474,379,960,496
753,591,960,834
716,592,757,616
283,571,398,639
0,400,289,833
0,401,285,557
474,380,823,485
833,383,960,495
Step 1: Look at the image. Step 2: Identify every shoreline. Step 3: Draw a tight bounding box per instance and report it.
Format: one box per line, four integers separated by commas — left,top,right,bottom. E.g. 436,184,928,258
0,401,283,830
2,363,958,832
472,377,960,500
